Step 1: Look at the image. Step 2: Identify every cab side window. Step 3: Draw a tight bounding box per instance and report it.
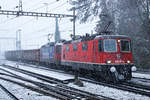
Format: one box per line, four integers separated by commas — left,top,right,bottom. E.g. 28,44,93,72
56,46,61,54
65,45,69,52
82,42,88,51
73,44,77,51
98,40,103,52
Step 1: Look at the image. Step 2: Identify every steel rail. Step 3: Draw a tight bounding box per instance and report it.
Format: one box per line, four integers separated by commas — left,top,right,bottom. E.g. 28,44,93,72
132,77,150,81
80,78,150,97
0,72,77,99
1,64,65,84
15,63,150,97
0,84,20,100
123,82,150,91
0,76,69,100
3,63,150,97
0,64,111,100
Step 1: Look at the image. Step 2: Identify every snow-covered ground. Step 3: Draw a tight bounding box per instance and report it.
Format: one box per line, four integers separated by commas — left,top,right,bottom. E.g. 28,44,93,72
0,84,14,100
131,72,150,87
0,61,58,100
131,78,150,87
0,59,150,100
132,72,150,79
1,60,74,81
0,80,58,100
68,82,150,100
0,65,52,86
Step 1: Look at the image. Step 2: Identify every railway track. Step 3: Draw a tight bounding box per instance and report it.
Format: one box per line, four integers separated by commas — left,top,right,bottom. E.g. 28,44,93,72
80,78,150,97
132,77,150,82
2,63,150,97
4,64,150,97
0,64,112,100
0,84,19,100
123,81,150,91
18,63,150,94
1,64,67,84
0,76,68,100
19,62,150,84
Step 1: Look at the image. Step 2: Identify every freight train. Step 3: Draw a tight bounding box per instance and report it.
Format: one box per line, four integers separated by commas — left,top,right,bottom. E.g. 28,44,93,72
5,34,137,83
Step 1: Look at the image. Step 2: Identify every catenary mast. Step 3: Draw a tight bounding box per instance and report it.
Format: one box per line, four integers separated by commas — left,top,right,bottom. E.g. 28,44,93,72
55,17,60,43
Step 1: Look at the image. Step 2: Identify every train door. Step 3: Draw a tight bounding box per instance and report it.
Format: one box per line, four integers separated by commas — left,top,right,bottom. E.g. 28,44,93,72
98,40,103,63
93,40,103,63
93,41,97,63
55,45,62,65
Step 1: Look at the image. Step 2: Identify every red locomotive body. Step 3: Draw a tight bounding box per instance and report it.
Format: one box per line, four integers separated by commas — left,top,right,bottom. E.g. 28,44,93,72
55,43,62,65
61,35,135,82
62,35,133,64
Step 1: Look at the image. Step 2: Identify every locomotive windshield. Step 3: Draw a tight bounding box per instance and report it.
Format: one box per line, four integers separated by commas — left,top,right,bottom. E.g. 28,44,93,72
120,40,130,52
104,39,117,52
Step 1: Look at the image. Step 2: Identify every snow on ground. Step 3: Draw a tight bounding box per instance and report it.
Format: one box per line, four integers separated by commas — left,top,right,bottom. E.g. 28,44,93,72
132,72,150,79
1,60,150,100
132,72,150,86
0,66,44,84
131,78,150,87
68,82,150,100
0,80,58,100
0,60,59,100
0,85,13,100
18,65,74,80
1,60,74,81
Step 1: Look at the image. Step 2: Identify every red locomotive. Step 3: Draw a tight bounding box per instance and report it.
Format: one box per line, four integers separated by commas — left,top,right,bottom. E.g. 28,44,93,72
5,34,137,83
61,35,136,82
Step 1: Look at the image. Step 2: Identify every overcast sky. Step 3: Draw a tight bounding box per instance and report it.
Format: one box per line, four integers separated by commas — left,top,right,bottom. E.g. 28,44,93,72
0,0,97,52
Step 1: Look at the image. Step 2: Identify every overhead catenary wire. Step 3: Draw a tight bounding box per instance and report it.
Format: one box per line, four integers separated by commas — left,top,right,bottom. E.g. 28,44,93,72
0,0,71,24
0,0,58,24
23,0,42,8
0,16,18,24
0,0,74,47
23,34,48,42
47,1,68,12
22,26,52,40
27,1,57,12
8,1,62,28
22,19,72,42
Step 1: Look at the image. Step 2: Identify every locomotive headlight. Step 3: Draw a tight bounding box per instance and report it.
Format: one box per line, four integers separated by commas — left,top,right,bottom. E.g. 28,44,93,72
110,66,116,72
131,66,137,72
127,60,130,63
107,60,111,64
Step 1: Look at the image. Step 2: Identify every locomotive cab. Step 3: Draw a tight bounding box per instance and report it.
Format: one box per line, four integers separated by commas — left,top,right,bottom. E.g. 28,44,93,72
95,35,136,82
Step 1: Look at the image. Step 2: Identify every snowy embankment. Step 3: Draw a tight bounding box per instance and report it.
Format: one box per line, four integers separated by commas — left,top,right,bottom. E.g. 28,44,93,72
1,60,74,81
0,70,58,100
0,60,150,100
0,60,59,100
0,85,14,100
132,72,150,79
68,82,150,100
0,80,58,100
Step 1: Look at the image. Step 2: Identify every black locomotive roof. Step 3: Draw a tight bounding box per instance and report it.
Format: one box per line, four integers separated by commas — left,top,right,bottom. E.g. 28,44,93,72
63,34,130,44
